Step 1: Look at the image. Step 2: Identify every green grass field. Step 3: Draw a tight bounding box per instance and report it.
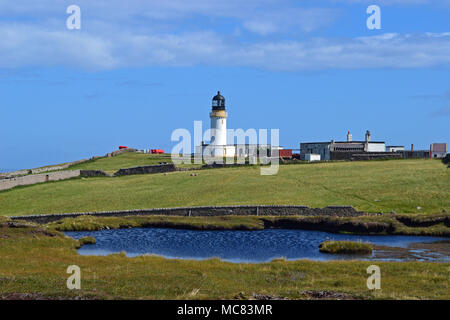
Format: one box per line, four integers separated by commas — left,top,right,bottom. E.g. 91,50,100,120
1,156,449,300
0,156,448,216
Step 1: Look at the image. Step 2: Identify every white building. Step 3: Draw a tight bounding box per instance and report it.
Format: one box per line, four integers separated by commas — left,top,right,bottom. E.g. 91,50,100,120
386,146,405,152
300,130,386,160
430,143,447,158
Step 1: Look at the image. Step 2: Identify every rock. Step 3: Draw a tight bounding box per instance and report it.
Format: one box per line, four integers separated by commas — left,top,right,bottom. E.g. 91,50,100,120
251,293,289,300
300,290,355,300
234,292,247,300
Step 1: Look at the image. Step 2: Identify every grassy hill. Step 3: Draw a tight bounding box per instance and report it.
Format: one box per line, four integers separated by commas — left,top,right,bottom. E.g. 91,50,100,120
1,155,448,216
67,152,202,174
68,153,175,174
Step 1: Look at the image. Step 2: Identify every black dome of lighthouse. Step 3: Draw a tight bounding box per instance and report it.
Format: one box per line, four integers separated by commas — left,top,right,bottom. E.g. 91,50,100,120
212,91,225,110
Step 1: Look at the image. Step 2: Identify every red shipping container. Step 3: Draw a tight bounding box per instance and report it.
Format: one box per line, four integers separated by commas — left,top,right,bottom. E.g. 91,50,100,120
151,149,164,154
279,149,292,158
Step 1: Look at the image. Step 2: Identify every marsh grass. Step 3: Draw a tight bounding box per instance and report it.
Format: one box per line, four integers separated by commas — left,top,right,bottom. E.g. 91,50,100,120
0,221,448,300
77,236,96,248
44,213,450,237
319,241,373,254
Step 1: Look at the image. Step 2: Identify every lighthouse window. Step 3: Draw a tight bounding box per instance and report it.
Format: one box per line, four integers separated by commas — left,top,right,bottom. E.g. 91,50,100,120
212,101,218,107
222,119,224,124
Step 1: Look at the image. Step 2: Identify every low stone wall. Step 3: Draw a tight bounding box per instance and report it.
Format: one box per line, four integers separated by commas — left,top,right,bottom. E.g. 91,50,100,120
0,169,114,191
330,152,402,161
0,158,94,179
80,170,110,177
114,164,176,176
10,205,366,224
0,170,81,191
0,169,30,179
0,162,177,191
30,159,90,174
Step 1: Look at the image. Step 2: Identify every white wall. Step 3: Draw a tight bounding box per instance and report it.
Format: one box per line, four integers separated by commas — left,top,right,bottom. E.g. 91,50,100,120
387,146,404,152
305,154,321,162
367,143,386,152
210,115,227,146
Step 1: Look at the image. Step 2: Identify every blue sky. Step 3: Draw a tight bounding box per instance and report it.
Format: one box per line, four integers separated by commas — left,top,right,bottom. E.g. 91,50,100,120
0,0,449,170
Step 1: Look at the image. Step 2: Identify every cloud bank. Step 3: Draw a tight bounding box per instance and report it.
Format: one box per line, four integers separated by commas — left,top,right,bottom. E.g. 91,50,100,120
0,0,449,71
1,23,449,71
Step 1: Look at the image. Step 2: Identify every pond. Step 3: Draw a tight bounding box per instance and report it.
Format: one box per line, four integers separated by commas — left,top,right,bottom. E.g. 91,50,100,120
65,228,450,263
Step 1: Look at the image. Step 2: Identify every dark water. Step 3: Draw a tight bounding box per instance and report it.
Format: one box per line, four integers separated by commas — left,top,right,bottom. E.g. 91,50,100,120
65,228,449,263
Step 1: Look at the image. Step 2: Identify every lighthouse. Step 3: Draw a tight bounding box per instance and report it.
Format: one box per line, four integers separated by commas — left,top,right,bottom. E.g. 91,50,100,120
210,91,227,148
194,91,276,160
196,91,236,158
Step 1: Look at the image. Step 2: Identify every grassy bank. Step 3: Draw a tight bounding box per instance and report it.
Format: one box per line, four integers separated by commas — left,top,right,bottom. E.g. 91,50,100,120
1,159,449,216
47,215,266,232
77,236,96,248
42,213,450,237
319,241,373,254
0,218,448,300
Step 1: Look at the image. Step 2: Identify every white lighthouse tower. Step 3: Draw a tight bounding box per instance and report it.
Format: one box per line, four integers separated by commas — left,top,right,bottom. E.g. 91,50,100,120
206,91,235,157
210,91,227,147
195,91,236,158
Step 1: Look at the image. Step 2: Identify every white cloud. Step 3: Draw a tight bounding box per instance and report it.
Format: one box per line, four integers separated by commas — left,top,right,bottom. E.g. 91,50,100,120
241,8,338,35
0,1,449,71
1,22,449,71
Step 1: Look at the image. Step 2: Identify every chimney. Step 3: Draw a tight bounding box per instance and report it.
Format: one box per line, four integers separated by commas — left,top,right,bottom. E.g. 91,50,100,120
347,131,352,142
411,144,414,152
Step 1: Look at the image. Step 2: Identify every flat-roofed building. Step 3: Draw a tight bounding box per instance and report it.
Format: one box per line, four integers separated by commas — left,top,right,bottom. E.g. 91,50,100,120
300,130,387,160
430,143,448,158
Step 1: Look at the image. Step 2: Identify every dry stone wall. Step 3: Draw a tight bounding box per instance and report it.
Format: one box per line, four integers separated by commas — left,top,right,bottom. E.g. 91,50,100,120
0,158,93,179
0,169,111,191
30,159,90,174
114,164,176,176
0,169,30,179
10,205,367,224
0,170,81,191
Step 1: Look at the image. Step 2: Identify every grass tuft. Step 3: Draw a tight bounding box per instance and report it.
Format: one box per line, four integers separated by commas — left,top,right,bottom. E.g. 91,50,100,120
319,241,373,254
77,236,96,247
